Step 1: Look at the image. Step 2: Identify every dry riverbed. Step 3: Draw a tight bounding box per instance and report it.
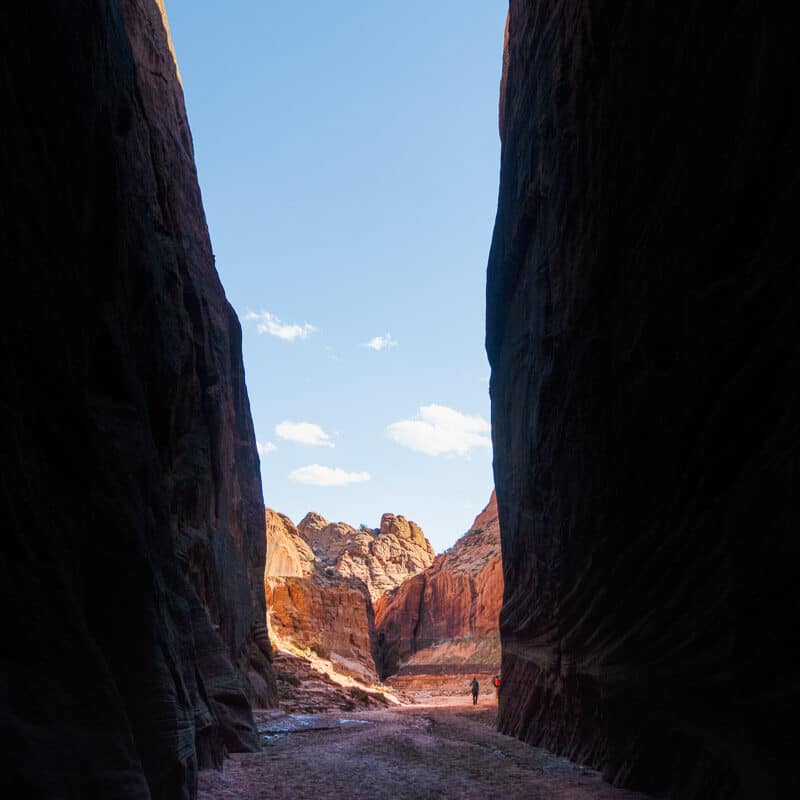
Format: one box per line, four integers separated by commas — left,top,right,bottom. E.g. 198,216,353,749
198,696,654,800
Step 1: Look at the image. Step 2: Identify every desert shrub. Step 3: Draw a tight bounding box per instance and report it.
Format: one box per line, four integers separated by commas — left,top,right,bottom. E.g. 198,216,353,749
349,686,370,704
310,641,331,660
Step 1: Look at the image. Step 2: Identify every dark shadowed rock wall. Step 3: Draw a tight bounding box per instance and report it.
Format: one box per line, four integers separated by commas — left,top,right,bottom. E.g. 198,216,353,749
0,2,276,798
487,2,800,798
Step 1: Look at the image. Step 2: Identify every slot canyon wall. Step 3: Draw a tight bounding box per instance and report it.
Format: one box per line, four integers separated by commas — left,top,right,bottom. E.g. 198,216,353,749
487,3,800,799
375,493,502,688
1,2,276,798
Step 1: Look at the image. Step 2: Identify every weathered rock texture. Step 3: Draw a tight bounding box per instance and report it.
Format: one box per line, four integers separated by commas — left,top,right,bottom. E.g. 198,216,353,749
487,3,800,798
298,511,435,601
269,652,393,714
375,493,503,681
0,2,275,798
265,509,435,685
265,509,316,578
265,575,379,682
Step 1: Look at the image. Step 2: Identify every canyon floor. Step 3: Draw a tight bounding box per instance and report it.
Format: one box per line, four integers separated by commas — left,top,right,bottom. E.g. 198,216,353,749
198,697,654,800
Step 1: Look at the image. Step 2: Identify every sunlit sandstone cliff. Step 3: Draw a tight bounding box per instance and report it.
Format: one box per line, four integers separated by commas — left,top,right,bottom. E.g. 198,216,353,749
487,3,800,797
375,493,502,682
264,508,435,684
265,509,316,578
0,3,275,798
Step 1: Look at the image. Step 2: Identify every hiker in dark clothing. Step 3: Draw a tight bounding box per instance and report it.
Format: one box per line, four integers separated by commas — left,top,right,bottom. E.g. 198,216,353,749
470,676,479,705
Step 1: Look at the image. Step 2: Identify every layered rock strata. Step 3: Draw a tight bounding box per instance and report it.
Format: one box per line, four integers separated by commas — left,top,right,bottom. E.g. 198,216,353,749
270,652,393,714
266,576,379,683
375,493,503,681
0,3,275,798
487,3,800,797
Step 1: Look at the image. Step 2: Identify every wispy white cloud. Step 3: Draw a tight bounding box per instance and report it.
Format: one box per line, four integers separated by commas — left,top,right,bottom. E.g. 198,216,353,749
275,421,334,448
244,310,316,342
385,404,492,456
362,333,398,351
256,441,277,457
288,464,371,487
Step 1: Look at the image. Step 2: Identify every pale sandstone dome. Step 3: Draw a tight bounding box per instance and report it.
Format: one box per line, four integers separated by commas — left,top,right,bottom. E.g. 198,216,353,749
265,509,315,578
294,510,435,601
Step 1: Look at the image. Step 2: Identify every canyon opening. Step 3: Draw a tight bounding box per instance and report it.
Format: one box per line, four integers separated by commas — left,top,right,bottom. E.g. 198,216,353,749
1,3,798,800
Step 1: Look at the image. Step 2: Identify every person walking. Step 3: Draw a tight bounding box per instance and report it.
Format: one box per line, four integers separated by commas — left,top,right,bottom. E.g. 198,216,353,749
492,674,500,700
470,676,479,705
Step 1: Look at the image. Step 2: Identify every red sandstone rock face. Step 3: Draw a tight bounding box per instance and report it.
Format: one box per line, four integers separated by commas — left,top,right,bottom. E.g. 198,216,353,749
265,509,378,681
1,2,274,797
265,509,435,685
487,3,800,797
375,493,502,679
297,511,435,601
265,577,378,683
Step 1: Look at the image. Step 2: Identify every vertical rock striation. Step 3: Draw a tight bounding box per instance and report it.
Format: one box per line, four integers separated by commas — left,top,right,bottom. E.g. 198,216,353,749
0,2,275,798
375,493,503,682
487,2,800,798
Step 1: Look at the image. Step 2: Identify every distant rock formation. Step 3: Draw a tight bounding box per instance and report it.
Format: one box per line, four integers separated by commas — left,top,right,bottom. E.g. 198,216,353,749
375,493,502,681
1,2,275,798
297,511,435,600
265,576,378,683
265,508,435,685
265,509,316,578
487,2,800,797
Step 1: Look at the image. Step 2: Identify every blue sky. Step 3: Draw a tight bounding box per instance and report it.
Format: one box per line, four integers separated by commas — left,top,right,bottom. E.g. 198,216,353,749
167,1,506,552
